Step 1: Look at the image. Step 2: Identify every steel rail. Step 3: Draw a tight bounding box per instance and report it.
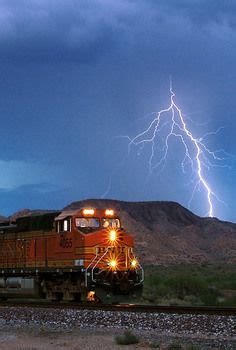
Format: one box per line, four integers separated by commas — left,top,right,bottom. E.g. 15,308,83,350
0,300,235,316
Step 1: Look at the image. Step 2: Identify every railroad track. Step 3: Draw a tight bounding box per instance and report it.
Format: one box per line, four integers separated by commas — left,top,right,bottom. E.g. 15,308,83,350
0,299,235,316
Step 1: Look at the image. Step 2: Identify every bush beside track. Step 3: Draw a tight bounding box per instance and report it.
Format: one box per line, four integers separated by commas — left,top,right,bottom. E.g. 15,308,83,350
141,264,236,307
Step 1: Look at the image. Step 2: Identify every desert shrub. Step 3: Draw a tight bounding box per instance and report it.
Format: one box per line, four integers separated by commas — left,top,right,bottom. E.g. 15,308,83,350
148,339,160,348
219,296,236,307
156,283,170,297
167,341,183,349
165,275,207,299
147,274,163,286
216,274,236,289
186,345,200,350
143,265,236,306
200,289,219,306
115,330,139,345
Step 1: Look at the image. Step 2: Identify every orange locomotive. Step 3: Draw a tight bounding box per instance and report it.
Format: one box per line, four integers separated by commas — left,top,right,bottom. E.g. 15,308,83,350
0,207,143,302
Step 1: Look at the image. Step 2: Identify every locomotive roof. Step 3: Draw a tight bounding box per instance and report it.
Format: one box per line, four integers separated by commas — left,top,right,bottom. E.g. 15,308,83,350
16,211,61,232
55,209,98,220
55,210,79,220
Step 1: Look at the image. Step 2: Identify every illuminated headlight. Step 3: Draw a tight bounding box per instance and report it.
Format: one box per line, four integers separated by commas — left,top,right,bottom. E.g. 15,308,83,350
109,230,117,242
83,208,95,216
131,259,138,268
109,259,117,269
105,209,114,216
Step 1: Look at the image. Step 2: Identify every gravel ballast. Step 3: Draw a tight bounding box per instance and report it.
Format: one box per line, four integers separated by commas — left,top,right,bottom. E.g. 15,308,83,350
0,306,235,349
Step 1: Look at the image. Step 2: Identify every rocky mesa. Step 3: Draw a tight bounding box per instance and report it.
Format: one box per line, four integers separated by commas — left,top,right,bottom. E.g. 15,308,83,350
65,199,236,265
2,199,236,266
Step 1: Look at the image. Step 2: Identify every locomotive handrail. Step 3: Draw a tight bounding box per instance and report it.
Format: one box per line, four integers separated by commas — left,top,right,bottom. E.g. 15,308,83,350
85,252,99,287
85,248,109,287
128,249,144,284
91,248,109,284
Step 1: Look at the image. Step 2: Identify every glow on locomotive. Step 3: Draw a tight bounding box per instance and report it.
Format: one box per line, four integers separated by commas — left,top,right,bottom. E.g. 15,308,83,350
0,207,143,302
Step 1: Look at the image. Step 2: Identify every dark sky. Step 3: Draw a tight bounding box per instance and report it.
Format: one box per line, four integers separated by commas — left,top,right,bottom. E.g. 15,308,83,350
0,0,235,222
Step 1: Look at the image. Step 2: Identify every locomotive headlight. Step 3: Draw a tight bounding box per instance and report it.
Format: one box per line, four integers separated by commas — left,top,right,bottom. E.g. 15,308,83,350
109,259,117,269
109,230,117,242
83,208,95,216
131,259,138,268
105,209,114,216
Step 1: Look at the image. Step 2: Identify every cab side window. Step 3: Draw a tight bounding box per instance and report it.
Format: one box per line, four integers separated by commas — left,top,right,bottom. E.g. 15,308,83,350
64,220,68,231
57,219,71,232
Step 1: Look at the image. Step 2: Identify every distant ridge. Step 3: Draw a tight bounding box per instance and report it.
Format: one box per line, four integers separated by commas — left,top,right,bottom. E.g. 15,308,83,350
1,199,236,265
65,199,236,265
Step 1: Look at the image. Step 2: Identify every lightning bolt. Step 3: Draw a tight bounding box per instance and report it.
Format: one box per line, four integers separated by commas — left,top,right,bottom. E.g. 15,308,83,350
103,81,229,218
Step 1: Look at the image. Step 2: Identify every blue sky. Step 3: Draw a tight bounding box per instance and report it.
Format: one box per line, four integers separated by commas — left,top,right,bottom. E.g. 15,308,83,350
0,0,235,222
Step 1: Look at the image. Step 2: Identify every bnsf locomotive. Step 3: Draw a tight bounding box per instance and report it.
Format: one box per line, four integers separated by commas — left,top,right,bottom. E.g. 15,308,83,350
0,208,143,302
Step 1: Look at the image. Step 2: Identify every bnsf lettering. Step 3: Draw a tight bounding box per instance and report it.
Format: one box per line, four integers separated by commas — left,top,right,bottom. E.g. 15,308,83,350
60,238,72,248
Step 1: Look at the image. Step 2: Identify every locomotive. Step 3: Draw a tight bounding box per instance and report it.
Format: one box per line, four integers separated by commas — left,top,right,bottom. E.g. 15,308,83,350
0,207,143,302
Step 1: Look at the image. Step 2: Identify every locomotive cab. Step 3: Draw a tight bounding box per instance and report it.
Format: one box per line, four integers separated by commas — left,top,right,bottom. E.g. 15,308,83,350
55,207,144,301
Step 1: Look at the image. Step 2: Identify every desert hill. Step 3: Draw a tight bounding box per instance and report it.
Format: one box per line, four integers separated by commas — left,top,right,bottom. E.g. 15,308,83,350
1,199,235,265
65,199,236,265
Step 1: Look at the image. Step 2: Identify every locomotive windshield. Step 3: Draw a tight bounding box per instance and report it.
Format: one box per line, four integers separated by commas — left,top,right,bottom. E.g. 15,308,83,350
102,218,120,229
76,218,100,233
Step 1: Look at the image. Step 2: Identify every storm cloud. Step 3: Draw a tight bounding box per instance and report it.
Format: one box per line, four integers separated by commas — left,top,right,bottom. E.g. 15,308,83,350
0,1,235,62
0,1,235,221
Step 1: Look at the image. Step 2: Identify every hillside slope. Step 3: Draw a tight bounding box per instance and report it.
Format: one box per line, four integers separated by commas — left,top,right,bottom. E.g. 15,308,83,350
65,199,236,265
1,199,235,265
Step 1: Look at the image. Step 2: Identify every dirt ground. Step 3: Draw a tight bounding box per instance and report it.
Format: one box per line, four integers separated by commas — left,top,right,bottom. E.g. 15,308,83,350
0,328,146,350
0,327,235,350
